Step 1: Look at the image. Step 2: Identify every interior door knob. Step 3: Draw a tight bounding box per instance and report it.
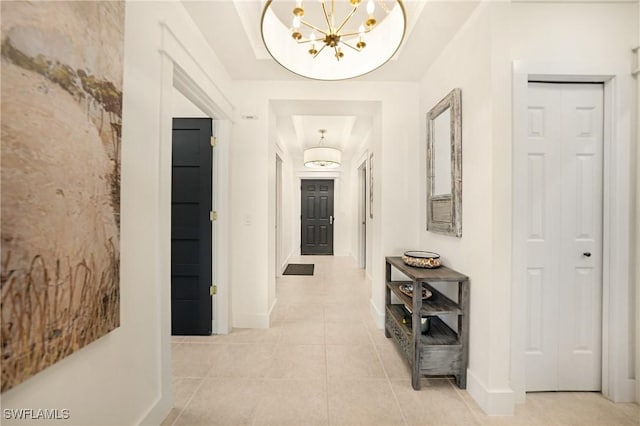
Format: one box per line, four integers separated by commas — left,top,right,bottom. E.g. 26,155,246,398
329,215,334,225
583,252,591,257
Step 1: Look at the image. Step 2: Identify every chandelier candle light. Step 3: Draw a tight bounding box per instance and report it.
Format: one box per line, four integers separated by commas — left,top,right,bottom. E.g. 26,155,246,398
261,0,406,80
304,129,342,168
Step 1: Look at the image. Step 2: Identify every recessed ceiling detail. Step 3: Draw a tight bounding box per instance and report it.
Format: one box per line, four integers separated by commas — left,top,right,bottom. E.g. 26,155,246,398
261,0,407,80
182,1,481,81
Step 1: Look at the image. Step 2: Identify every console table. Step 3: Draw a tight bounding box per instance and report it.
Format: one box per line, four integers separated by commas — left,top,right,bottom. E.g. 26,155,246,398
385,256,469,390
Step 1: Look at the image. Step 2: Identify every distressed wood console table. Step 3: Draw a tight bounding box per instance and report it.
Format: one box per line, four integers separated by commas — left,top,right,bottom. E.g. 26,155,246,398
385,256,469,390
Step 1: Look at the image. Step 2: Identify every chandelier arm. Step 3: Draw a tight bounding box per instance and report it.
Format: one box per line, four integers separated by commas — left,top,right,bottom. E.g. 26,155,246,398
313,44,328,58
334,5,360,34
321,2,334,33
340,40,360,52
340,30,368,37
300,19,328,36
333,46,341,61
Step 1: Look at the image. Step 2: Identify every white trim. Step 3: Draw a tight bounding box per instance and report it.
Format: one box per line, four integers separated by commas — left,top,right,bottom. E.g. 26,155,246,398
275,153,283,278
369,298,385,329
213,120,232,335
281,250,293,275
466,369,514,416
159,23,233,118
144,20,235,425
510,61,636,403
357,159,368,269
268,297,278,326
147,50,175,426
139,395,172,426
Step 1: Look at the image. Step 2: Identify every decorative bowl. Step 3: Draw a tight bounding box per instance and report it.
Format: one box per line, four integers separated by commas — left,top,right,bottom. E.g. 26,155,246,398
398,283,432,300
402,251,441,268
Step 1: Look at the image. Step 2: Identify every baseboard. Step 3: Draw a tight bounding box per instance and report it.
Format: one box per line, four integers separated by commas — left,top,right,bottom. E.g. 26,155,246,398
268,298,278,326
612,378,637,403
466,369,514,416
233,312,270,329
280,251,293,275
369,298,385,329
139,393,173,425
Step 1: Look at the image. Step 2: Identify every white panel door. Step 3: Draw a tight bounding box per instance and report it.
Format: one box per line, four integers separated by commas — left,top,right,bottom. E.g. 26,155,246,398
523,83,603,392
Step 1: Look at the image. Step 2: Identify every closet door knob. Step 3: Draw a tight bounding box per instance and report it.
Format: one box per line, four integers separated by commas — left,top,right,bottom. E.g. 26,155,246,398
583,252,591,257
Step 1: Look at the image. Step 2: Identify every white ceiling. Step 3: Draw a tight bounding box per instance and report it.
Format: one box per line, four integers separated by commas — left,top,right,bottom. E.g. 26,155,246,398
182,0,481,165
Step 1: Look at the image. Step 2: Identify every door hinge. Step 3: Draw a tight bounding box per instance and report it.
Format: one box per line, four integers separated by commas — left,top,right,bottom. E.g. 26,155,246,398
210,136,217,147
210,210,217,221
210,285,217,296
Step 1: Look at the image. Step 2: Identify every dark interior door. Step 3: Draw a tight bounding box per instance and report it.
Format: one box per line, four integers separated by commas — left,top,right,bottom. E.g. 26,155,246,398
171,118,212,335
301,179,334,255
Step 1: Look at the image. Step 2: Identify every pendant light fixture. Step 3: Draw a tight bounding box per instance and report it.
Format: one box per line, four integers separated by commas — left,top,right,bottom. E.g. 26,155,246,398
261,0,406,80
304,129,342,168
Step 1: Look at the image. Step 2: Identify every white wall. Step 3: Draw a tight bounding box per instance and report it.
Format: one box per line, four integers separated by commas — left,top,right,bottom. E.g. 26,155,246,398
418,4,502,413
417,0,638,415
1,2,233,424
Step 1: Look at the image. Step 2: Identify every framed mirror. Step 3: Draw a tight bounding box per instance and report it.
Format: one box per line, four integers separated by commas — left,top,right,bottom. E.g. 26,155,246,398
426,88,462,237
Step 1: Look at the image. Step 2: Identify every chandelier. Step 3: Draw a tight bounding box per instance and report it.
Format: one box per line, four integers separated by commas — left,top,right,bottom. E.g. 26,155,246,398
261,0,406,80
304,129,342,168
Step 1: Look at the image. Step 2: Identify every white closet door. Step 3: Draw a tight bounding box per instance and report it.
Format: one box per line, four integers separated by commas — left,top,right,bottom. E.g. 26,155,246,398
524,83,603,392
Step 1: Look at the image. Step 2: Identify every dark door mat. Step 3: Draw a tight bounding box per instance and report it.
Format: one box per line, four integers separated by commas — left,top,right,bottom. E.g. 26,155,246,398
283,264,314,276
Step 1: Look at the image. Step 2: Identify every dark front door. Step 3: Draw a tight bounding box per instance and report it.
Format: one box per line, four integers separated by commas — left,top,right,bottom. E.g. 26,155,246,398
171,118,212,335
301,179,334,255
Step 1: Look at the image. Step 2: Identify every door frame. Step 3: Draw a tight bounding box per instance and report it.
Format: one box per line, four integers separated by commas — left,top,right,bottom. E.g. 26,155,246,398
511,62,635,403
169,70,231,336
358,159,367,269
275,154,283,276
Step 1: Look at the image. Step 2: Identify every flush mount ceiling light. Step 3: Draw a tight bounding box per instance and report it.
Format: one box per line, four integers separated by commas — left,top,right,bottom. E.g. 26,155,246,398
261,0,406,80
304,129,342,168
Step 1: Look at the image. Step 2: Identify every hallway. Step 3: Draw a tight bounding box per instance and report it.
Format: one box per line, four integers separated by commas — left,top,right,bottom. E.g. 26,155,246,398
164,256,639,426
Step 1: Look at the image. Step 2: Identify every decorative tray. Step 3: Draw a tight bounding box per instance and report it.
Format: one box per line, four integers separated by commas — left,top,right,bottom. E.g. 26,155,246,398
402,251,441,269
398,283,432,300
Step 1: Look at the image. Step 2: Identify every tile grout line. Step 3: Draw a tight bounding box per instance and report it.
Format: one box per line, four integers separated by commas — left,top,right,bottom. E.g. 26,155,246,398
368,320,410,426
323,277,332,426
449,377,484,425
170,376,207,426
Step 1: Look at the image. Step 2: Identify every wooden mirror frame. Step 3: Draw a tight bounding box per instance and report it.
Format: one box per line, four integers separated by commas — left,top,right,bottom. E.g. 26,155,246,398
426,88,462,237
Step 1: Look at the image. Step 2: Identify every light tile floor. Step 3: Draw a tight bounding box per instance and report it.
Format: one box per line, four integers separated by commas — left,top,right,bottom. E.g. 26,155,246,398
163,256,639,426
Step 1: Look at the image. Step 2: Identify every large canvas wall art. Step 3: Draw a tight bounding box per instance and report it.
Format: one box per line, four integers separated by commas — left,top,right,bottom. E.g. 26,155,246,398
0,1,124,392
